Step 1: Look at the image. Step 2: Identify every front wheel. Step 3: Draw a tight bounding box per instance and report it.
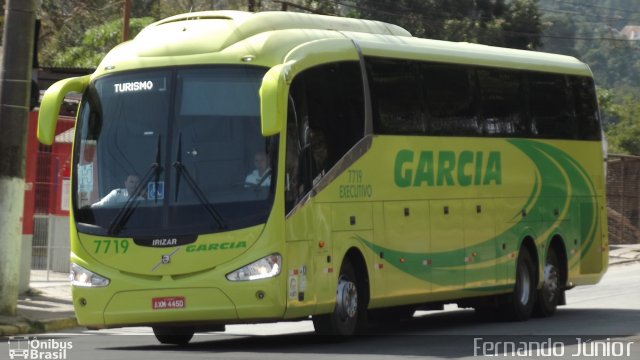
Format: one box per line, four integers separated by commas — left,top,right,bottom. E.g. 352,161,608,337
534,249,562,317
153,326,194,345
502,247,536,321
313,260,365,336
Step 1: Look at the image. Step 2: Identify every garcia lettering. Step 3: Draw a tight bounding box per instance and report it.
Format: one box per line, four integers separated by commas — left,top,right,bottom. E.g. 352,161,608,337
186,241,247,253
394,150,501,187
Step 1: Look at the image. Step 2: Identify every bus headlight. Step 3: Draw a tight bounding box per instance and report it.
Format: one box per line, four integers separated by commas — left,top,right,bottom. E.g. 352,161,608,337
226,254,282,281
70,263,110,287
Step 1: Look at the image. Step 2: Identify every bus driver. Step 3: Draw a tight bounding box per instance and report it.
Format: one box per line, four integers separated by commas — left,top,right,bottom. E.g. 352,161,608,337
245,151,271,187
92,174,145,207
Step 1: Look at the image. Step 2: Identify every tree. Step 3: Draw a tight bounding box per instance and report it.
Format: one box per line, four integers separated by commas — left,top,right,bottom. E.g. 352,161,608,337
604,93,640,155
39,0,123,67
51,17,155,68
502,0,543,49
537,0,640,117
38,0,247,67
353,0,543,50
540,13,578,56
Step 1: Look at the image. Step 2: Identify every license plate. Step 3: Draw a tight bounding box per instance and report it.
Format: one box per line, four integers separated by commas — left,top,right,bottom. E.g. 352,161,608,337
152,296,185,310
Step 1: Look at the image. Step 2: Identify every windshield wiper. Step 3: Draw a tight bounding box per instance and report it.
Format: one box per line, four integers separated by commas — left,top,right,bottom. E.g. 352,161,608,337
173,133,227,230
107,136,162,235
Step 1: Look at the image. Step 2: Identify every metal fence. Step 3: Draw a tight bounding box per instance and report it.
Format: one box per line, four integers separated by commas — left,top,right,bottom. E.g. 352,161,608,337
30,142,72,281
607,154,640,244
31,214,70,274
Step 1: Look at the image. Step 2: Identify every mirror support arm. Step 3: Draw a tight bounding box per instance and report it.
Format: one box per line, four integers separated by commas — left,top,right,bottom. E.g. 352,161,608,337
37,75,90,145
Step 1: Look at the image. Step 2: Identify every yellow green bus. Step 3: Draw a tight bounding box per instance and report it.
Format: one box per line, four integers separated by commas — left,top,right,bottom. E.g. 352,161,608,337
37,11,608,344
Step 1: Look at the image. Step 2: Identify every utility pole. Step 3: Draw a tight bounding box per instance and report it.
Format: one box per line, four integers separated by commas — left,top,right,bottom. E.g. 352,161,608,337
0,0,37,315
123,0,132,42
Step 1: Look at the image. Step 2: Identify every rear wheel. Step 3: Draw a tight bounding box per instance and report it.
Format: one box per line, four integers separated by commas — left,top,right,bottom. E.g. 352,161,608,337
534,249,562,317
502,247,536,321
152,326,194,345
313,260,365,336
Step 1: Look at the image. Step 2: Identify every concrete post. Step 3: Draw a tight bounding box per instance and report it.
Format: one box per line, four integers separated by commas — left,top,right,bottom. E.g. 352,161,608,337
0,0,37,315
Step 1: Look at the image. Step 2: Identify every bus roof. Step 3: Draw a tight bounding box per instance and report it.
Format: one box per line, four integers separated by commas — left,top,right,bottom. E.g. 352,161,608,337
95,11,592,78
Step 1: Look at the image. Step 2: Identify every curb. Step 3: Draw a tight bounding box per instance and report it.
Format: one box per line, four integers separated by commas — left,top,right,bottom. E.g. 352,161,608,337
30,317,79,333
0,322,30,336
610,258,640,266
0,317,78,336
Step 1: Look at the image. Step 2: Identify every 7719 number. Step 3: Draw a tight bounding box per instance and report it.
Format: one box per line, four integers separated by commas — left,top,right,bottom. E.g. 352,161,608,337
93,239,129,254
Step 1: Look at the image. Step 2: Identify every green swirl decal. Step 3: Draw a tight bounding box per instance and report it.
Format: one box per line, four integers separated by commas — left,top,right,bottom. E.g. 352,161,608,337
357,139,600,287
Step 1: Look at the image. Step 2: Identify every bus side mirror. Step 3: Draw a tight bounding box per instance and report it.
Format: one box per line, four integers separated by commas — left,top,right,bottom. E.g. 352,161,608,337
37,75,90,145
259,64,289,136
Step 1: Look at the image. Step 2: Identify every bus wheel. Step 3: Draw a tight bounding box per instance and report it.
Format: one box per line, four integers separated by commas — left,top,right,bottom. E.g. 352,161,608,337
503,247,536,321
152,326,194,345
534,249,561,317
313,260,362,336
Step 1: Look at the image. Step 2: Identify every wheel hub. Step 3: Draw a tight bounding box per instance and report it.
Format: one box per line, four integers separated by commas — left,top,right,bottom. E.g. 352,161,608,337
543,263,559,302
518,265,531,305
336,277,358,321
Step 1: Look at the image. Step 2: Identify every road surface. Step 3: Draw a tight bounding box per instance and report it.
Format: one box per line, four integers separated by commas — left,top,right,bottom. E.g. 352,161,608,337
2,262,639,360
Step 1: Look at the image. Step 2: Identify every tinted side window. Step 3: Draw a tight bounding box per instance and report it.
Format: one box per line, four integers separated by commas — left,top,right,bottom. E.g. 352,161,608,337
528,73,575,139
572,76,601,140
285,62,364,213
477,68,526,136
423,64,478,136
368,58,425,135
365,57,599,142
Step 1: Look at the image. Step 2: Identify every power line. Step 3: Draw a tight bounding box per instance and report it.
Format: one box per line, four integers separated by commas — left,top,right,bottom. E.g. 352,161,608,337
538,6,631,23
271,0,640,45
340,0,640,43
549,0,640,16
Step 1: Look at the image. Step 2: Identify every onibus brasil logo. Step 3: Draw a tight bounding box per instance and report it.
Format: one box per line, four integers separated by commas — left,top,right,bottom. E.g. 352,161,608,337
8,336,72,360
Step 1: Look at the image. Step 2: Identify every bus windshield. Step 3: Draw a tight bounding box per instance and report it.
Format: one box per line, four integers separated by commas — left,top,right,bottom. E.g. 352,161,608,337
73,66,277,237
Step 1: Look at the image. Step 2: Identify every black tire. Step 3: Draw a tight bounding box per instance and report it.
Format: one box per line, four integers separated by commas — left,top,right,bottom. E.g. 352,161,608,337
502,247,536,321
534,249,562,317
152,326,194,345
313,260,366,336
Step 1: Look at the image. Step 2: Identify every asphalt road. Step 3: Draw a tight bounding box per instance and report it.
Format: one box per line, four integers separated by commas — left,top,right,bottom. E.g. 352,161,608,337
2,262,639,360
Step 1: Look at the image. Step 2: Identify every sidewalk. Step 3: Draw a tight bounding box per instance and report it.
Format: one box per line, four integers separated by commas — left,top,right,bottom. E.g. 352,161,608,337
2,245,640,336
0,270,76,336
609,244,640,265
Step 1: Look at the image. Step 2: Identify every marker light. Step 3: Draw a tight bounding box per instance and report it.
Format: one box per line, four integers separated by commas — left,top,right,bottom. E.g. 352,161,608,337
226,254,282,281
70,263,110,287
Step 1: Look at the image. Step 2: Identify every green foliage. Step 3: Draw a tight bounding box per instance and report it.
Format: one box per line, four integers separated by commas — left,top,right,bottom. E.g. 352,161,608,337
300,0,337,14
38,0,545,67
38,0,247,68
538,1,640,100
353,0,543,50
502,0,543,49
51,17,155,68
604,93,640,155
538,1,640,154
39,0,122,67
600,87,640,155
